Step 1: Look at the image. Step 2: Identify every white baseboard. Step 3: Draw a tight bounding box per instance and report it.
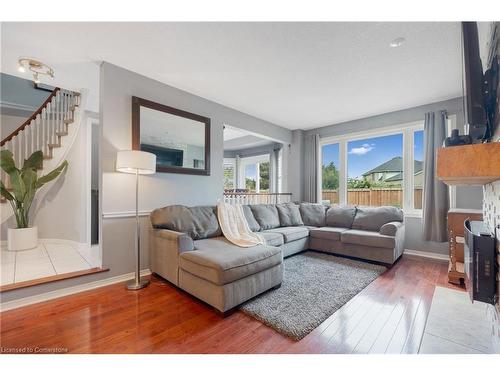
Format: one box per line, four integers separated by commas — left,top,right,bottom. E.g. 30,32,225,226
0,269,151,312
404,249,449,261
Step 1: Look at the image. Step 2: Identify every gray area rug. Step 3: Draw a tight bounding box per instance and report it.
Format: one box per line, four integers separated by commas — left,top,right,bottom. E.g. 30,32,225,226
240,251,386,340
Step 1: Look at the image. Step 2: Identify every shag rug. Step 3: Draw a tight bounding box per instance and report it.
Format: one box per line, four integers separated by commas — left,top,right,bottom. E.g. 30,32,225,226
240,251,386,340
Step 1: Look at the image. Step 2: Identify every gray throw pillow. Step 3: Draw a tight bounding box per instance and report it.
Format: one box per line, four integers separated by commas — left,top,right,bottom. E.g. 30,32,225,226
250,204,281,230
188,206,223,239
242,205,261,232
276,203,304,227
325,204,357,228
299,203,326,227
352,206,404,232
150,205,221,240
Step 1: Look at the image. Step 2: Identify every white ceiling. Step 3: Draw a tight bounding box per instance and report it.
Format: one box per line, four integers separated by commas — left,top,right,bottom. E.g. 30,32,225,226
1,22,464,129
223,126,274,151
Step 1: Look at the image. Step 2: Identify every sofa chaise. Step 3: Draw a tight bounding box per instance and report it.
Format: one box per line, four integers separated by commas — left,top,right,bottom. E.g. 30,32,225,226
150,203,405,313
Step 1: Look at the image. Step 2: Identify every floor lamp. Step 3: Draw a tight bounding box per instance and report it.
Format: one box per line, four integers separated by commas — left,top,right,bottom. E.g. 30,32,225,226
116,150,156,290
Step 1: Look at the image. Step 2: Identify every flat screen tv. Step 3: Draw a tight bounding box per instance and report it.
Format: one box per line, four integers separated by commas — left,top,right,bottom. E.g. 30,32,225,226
461,22,488,142
140,143,184,167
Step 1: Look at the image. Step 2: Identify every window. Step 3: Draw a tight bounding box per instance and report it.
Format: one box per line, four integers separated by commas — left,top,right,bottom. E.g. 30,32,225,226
321,143,340,204
223,158,236,190
413,130,424,209
347,133,403,208
320,122,424,214
239,154,270,193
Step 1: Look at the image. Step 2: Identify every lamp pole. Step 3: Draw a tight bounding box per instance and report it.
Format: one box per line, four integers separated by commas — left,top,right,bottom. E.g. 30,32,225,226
126,168,150,290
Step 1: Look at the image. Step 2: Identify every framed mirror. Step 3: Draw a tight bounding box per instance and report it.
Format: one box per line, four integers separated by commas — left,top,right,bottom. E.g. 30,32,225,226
132,96,211,175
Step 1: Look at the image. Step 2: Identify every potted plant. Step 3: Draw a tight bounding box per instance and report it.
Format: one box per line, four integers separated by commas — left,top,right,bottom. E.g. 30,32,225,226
0,150,68,251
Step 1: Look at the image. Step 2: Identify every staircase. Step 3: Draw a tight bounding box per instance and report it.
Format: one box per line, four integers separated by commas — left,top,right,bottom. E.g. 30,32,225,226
0,87,81,207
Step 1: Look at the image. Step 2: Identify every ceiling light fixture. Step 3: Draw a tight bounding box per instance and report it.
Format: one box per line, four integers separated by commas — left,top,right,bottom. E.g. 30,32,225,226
389,37,406,48
17,58,54,83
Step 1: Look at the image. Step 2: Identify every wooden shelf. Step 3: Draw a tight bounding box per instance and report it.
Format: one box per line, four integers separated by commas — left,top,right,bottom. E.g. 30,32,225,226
437,142,500,185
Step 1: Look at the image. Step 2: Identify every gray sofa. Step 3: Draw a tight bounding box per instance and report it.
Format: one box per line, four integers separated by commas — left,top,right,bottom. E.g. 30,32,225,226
150,203,405,313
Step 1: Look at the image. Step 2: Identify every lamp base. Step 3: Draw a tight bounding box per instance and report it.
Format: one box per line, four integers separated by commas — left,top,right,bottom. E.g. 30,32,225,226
126,278,150,290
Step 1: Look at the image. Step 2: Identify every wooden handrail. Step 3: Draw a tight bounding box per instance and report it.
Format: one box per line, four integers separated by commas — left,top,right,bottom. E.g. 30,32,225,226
1,87,60,147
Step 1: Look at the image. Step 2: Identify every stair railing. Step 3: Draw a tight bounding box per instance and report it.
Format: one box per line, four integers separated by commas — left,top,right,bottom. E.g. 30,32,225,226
0,87,80,189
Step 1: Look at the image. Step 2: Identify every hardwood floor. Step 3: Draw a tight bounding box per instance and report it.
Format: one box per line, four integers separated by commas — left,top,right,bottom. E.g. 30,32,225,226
0,255,463,354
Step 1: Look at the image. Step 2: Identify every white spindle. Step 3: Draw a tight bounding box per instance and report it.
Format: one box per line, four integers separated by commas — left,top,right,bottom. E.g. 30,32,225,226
35,114,40,152
47,101,52,145
24,128,28,160
57,92,62,133
30,120,34,155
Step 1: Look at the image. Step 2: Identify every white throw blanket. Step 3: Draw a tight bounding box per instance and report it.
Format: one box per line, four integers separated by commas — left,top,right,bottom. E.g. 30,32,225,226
217,203,265,247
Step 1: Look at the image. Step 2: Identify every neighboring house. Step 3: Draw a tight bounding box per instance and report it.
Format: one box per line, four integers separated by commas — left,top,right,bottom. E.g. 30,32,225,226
362,156,423,186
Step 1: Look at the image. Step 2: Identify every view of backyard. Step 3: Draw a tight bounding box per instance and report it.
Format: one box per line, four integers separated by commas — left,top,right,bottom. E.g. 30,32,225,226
321,131,424,209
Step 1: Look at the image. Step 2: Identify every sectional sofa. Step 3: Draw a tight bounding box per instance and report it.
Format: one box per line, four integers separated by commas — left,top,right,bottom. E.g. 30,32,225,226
150,203,405,313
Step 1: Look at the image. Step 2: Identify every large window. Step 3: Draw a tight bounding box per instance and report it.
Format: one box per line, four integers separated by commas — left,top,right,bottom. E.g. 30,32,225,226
320,123,424,213
347,133,403,208
321,143,340,204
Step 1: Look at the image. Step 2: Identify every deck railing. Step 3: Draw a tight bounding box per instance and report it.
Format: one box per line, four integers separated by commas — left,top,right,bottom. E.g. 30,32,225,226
223,191,292,205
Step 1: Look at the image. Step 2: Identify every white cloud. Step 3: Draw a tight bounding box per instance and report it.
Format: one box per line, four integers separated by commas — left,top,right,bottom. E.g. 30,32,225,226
348,143,375,155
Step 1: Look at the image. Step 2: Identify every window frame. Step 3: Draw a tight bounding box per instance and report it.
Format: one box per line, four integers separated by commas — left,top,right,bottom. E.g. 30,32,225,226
223,158,236,190
319,120,425,216
238,154,270,193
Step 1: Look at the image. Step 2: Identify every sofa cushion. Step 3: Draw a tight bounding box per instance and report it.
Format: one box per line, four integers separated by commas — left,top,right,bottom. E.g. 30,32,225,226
276,203,304,227
264,226,309,243
150,205,222,240
352,206,404,232
250,204,280,230
260,231,285,247
341,229,395,249
299,203,327,227
242,205,260,232
180,237,282,285
309,227,349,241
325,205,357,228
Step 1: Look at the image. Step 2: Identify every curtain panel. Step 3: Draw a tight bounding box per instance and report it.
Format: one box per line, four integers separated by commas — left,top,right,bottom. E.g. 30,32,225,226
422,110,449,242
303,134,320,203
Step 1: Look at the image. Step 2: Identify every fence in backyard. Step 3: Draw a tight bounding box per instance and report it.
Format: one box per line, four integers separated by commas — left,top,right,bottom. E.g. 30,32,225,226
322,188,423,209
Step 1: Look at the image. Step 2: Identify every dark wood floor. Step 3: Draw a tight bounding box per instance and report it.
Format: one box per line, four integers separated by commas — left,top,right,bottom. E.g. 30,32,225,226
0,255,463,354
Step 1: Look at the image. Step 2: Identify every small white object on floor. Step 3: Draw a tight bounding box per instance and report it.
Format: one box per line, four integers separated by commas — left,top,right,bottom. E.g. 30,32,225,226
419,286,494,354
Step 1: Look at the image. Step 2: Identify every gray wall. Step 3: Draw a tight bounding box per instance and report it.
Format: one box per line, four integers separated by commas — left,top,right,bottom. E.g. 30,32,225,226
0,73,51,137
0,73,50,109
1,62,292,303
297,96,483,254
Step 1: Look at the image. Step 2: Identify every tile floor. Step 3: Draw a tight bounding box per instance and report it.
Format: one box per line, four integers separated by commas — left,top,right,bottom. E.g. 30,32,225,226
419,286,494,354
1,242,95,286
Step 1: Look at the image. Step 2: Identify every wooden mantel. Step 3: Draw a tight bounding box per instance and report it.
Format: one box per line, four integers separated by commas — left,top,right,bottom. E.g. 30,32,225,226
437,142,500,185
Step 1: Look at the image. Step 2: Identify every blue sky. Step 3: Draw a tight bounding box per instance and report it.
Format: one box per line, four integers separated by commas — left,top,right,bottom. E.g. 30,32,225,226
322,131,423,179
245,164,257,180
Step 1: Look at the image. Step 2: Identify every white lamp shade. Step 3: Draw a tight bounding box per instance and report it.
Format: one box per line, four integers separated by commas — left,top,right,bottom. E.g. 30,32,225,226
116,150,156,175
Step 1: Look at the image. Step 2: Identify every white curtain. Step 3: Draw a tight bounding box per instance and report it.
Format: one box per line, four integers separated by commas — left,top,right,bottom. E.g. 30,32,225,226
303,134,320,203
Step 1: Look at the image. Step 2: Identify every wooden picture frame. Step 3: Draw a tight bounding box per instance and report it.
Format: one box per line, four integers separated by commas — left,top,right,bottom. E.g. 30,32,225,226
131,96,211,176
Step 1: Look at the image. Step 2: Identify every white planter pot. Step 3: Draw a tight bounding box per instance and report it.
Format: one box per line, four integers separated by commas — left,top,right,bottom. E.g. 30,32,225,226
7,226,38,251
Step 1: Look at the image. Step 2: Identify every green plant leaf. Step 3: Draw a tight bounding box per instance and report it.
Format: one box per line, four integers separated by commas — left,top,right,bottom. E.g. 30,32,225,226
10,169,26,202
0,150,17,174
23,151,44,171
22,168,37,220
0,180,14,201
36,160,68,188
